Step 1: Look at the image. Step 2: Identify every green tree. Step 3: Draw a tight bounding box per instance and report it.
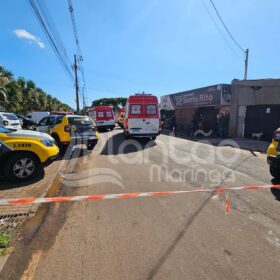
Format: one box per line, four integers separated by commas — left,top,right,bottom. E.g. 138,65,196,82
0,65,73,113
92,97,127,111
5,81,22,112
0,66,13,110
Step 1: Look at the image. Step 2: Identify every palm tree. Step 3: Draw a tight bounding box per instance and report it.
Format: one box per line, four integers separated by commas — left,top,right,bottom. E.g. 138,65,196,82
1,65,73,113
37,88,48,111
5,81,22,112
17,78,38,114
0,66,13,86
0,65,14,110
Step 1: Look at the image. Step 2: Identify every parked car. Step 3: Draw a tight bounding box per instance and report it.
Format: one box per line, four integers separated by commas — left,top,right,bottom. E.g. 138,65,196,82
0,125,59,182
0,112,21,130
87,106,115,131
50,115,99,151
25,111,50,124
124,93,160,140
16,114,36,129
36,115,63,134
267,128,280,179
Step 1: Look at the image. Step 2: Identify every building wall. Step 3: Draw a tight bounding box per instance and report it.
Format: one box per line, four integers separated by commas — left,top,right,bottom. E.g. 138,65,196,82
229,79,280,137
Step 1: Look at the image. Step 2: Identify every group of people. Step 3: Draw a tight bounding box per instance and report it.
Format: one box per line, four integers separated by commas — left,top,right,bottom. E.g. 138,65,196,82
190,111,229,138
161,111,230,138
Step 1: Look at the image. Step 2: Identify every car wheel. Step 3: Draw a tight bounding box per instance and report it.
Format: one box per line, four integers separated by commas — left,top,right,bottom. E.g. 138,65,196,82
88,140,97,151
4,152,39,182
52,134,65,154
270,164,280,179
124,132,130,139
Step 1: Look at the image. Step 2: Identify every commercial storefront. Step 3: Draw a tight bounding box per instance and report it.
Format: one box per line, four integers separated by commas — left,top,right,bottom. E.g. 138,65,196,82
160,84,231,136
229,79,280,141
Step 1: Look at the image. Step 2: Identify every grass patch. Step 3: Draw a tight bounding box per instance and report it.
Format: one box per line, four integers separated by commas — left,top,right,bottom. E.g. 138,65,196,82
0,248,8,256
0,233,11,256
0,233,11,248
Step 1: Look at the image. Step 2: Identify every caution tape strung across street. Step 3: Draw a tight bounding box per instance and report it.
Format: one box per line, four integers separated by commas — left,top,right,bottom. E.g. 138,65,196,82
0,185,279,215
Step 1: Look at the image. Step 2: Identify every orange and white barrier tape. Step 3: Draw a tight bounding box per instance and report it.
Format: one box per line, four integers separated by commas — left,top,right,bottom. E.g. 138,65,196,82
0,185,279,208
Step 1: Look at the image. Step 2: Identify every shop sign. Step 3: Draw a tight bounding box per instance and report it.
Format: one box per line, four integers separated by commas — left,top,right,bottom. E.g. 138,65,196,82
161,84,231,109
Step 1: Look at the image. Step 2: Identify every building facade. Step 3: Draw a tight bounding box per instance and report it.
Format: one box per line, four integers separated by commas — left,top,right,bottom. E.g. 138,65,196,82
160,84,231,135
161,79,280,140
229,79,280,140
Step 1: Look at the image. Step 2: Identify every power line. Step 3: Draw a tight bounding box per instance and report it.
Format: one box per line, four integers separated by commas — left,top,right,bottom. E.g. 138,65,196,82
27,0,74,80
36,0,72,67
208,0,244,54
201,0,241,58
67,0,88,107
67,0,82,57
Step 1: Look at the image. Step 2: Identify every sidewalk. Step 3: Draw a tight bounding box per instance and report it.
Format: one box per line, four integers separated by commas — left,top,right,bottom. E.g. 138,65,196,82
0,159,65,263
161,130,270,153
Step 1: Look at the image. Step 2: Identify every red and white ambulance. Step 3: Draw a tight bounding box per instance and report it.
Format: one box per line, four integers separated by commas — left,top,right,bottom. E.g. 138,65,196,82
124,93,160,140
87,106,115,131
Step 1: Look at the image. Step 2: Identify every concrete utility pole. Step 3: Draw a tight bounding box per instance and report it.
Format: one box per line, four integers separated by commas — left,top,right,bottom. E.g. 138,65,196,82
244,48,249,80
74,54,80,112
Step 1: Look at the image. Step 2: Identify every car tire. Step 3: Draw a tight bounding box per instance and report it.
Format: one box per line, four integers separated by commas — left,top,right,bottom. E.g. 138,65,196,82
52,134,65,154
270,164,280,179
87,140,97,151
4,152,39,182
151,136,157,140
124,132,130,139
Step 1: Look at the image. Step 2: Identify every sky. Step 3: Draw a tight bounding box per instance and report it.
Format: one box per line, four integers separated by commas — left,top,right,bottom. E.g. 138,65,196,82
0,0,280,109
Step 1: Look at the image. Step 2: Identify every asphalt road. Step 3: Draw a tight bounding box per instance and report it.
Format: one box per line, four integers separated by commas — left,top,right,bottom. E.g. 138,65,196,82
2,129,280,280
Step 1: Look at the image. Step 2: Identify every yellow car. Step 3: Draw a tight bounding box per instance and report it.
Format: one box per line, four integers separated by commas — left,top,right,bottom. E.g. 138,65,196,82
267,128,280,179
0,126,59,182
50,115,99,151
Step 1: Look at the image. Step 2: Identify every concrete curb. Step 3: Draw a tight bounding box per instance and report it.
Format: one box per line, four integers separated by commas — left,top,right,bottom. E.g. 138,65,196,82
0,173,63,275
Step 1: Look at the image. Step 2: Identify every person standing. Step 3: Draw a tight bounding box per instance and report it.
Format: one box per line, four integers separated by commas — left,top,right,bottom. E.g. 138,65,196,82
218,113,226,138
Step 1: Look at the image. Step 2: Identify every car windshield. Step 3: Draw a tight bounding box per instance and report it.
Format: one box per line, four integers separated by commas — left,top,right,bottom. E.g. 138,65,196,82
0,126,12,133
2,113,18,120
68,117,93,125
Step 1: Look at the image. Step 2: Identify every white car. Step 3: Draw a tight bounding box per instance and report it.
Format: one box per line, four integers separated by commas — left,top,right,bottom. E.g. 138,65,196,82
0,112,22,130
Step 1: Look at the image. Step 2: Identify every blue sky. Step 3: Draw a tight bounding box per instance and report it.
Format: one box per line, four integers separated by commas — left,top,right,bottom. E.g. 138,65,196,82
0,0,280,108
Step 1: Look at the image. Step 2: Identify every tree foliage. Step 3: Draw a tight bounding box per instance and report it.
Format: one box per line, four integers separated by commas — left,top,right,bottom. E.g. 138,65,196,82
0,65,72,114
91,97,127,111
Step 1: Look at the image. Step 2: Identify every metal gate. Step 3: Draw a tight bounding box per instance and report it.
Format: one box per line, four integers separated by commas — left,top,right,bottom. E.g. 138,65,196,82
244,105,280,141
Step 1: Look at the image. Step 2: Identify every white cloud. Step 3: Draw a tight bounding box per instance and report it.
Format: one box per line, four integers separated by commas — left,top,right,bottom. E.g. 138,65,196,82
14,29,45,49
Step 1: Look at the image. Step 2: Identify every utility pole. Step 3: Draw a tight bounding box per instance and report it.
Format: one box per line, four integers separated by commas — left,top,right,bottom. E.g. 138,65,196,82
244,48,249,80
82,87,86,109
74,54,80,112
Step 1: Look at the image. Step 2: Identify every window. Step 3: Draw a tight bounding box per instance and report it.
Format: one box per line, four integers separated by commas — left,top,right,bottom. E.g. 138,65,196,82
55,116,63,124
146,104,157,115
3,113,18,120
48,117,56,125
130,104,142,115
106,111,112,117
68,117,93,125
98,112,104,118
38,117,48,126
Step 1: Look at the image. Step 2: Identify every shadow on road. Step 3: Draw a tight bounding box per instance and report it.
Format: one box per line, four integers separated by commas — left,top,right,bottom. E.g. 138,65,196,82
161,130,269,154
101,132,156,156
271,178,280,201
0,167,45,191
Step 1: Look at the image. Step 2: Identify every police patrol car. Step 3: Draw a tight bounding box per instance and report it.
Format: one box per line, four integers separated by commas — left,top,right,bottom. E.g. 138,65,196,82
0,126,59,182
